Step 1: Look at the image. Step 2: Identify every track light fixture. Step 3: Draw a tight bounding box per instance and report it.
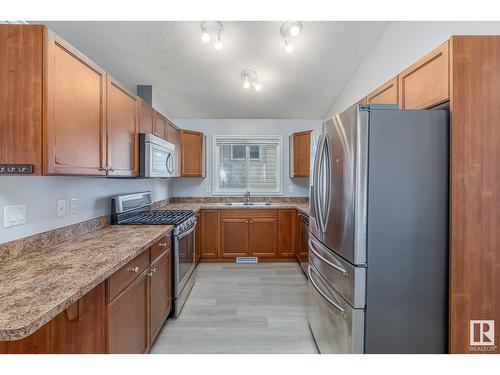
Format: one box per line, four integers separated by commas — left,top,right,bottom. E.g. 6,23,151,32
241,70,262,92
200,21,223,50
280,21,302,53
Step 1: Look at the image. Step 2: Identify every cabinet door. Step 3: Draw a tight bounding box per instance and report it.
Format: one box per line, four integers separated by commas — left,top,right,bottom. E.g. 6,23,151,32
0,25,44,175
139,98,154,134
180,130,205,177
250,217,278,257
51,282,106,353
398,41,449,109
221,218,250,258
290,130,311,177
153,111,166,139
106,76,138,177
200,210,220,258
149,249,172,344
366,76,398,105
106,270,149,354
298,214,309,262
45,31,106,175
278,209,297,257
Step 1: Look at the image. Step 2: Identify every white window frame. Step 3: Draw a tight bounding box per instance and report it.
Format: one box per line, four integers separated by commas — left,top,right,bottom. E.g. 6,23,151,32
213,135,283,196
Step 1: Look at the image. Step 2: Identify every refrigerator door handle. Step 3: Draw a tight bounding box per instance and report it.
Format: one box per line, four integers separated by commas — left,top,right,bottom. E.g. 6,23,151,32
308,265,345,314
320,136,332,231
316,135,329,233
309,238,348,277
311,134,324,223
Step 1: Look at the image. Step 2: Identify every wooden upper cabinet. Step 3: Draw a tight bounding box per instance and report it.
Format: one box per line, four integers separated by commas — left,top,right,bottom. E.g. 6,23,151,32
153,111,166,139
278,209,297,257
106,76,138,177
289,130,312,177
45,29,107,175
200,210,220,258
399,41,449,109
0,25,44,175
366,77,399,105
180,130,206,177
138,98,154,135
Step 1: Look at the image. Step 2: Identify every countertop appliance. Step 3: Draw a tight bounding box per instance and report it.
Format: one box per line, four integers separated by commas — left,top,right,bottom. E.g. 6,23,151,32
308,104,449,353
140,133,176,178
111,192,197,317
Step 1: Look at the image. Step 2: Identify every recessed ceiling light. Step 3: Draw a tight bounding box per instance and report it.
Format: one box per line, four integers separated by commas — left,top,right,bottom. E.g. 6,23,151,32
241,70,262,92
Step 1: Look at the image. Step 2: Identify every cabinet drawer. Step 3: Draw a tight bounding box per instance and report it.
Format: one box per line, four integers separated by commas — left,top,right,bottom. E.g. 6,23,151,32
106,250,149,303
221,209,278,218
150,232,172,263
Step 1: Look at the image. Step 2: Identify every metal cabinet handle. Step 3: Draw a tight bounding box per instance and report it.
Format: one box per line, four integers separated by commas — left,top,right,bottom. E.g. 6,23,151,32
128,266,140,273
148,267,157,277
309,239,348,277
308,265,345,314
109,166,115,172
159,243,168,248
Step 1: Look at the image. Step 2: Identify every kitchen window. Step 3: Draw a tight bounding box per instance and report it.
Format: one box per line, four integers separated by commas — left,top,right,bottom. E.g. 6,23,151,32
213,136,282,195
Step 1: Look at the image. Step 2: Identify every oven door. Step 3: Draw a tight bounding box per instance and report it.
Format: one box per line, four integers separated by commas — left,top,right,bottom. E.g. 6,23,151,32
174,223,196,296
146,143,174,178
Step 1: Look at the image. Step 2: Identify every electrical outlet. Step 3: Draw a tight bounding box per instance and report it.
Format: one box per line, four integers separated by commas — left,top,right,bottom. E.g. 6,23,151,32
206,185,212,193
288,185,294,193
56,200,67,217
4,204,27,228
70,198,79,215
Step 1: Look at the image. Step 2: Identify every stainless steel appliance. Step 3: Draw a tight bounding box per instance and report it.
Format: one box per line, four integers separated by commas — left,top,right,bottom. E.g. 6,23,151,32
308,104,449,353
139,133,176,178
111,192,197,317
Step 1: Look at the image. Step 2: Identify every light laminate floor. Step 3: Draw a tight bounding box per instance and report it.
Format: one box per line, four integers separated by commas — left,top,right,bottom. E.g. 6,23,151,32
150,262,318,354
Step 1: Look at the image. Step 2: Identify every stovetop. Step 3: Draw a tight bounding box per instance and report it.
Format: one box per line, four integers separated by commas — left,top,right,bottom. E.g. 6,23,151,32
115,210,194,226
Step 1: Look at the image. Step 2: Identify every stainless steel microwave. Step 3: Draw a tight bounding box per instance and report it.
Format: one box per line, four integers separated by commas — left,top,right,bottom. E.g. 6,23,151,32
139,133,176,178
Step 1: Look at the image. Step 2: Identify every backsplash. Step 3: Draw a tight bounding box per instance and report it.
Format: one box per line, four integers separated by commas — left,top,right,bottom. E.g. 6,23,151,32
169,196,309,204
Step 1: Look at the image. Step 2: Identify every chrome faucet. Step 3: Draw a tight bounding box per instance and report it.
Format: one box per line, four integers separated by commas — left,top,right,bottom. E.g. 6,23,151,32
243,190,251,203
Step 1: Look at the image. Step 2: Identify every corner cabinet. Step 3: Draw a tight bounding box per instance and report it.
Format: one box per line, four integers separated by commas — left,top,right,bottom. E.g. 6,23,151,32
289,130,312,177
180,130,206,177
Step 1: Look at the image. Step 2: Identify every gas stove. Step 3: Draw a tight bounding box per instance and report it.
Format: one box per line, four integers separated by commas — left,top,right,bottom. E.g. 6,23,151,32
115,209,194,226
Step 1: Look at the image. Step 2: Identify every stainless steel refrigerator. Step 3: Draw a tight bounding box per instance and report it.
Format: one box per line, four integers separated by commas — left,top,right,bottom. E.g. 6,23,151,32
308,103,448,354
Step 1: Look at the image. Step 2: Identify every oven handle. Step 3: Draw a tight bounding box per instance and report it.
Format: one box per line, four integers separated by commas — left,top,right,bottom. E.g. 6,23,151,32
176,222,197,240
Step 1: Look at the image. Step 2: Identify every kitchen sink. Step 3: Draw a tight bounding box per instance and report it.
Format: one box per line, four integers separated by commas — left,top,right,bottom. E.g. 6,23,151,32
224,202,272,206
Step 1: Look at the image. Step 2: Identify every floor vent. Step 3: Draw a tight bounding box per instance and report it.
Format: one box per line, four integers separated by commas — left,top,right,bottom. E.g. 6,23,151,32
236,257,259,264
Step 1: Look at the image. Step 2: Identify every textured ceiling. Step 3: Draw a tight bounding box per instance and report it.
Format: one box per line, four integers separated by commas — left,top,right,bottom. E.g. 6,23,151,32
38,21,387,119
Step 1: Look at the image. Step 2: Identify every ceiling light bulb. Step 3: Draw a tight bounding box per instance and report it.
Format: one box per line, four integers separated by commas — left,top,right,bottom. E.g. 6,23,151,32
289,24,301,37
243,77,251,89
253,82,262,92
285,39,294,53
201,31,210,43
214,34,222,50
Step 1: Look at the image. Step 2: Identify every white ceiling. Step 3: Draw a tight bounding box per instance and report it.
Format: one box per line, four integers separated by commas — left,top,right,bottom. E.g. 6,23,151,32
38,21,387,119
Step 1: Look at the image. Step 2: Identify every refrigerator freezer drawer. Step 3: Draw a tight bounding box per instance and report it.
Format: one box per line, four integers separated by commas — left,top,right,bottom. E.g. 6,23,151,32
309,235,366,308
308,264,364,354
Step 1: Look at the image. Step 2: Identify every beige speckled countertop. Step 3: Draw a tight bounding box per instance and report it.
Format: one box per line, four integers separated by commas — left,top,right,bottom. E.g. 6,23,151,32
157,202,310,216
0,224,173,341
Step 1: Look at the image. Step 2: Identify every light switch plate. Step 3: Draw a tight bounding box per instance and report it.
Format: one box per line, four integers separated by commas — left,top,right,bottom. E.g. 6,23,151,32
206,185,212,193
4,204,27,228
70,198,79,215
56,200,67,217
288,185,294,193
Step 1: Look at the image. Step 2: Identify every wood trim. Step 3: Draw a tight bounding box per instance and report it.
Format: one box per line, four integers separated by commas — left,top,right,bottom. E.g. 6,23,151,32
448,36,500,354
366,76,399,105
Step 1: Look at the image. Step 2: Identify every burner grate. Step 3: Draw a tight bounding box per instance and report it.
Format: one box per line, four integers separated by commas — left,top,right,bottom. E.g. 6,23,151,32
117,210,194,225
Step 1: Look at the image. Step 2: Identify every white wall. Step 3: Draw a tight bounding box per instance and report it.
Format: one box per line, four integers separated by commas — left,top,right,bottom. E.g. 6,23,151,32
0,177,172,244
325,21,500,118
171,119,322,197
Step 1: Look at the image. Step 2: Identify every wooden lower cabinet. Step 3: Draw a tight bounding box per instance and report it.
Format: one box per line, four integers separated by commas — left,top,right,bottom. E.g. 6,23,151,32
278,210,297,257
149,248,172,344
221,217,251,258
106,269,149,354
200,210,220,259
250,217,278,257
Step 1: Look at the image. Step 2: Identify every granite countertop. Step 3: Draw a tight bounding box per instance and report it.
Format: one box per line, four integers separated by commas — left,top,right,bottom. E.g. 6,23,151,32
158,202,310,216
0,224,173,341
